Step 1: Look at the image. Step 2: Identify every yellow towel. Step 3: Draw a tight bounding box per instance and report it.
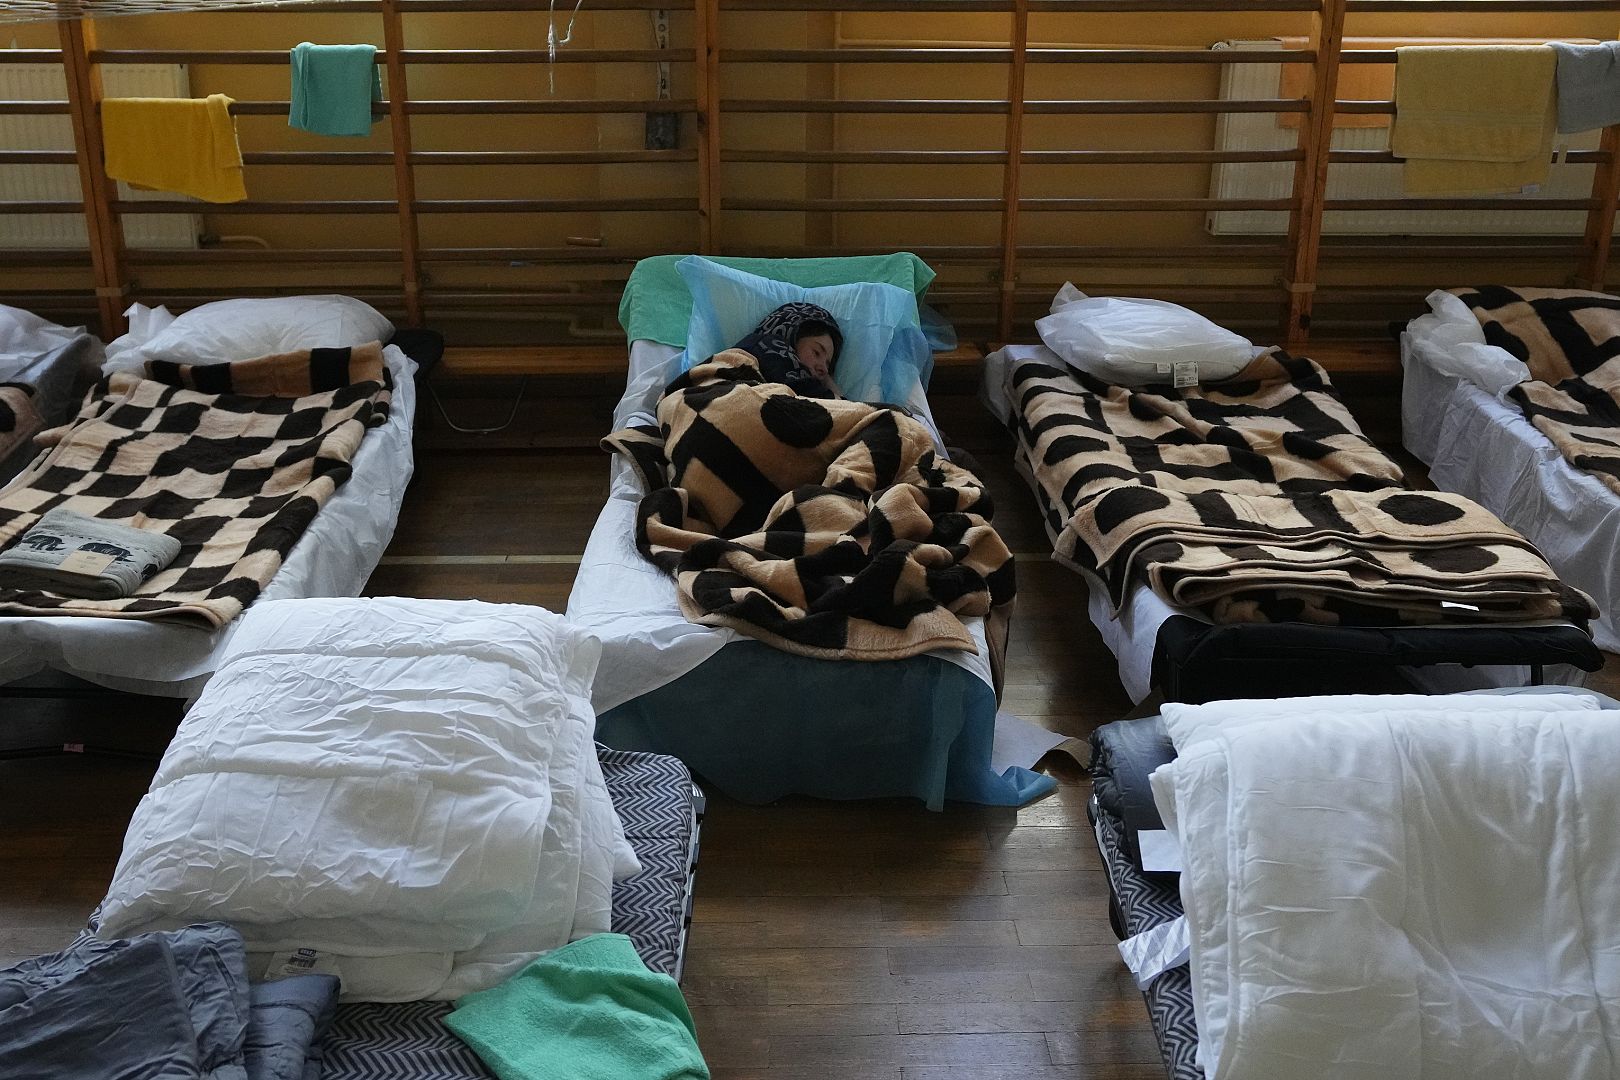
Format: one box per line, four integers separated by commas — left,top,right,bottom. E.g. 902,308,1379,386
102,94,247,204
1390,45,1557,196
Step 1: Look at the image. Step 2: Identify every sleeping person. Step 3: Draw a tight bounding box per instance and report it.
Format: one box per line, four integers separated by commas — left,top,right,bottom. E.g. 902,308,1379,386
728,302,843,399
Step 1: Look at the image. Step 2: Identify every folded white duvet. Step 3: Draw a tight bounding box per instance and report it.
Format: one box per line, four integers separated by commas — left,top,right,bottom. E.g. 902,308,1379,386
1153,693,1620,1080
98,597,638,1002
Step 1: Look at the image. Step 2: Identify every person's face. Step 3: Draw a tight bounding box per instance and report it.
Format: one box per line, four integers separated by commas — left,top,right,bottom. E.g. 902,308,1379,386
794,333,836,382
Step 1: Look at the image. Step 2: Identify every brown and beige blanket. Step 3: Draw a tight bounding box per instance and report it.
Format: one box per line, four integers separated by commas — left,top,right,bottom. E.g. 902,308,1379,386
604,349,1016,674
1010,351,1590,626
0,343,390,628
1450,286,1620,497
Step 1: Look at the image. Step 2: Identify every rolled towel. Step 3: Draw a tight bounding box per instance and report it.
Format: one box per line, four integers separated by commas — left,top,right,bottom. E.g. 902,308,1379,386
0,508,181,600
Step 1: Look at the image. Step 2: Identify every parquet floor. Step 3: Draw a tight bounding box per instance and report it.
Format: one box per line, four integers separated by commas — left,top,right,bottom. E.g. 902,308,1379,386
2,380,1614,1080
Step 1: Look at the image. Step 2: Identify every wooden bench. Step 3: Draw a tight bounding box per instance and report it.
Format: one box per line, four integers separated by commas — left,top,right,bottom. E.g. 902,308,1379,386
438,343,989,378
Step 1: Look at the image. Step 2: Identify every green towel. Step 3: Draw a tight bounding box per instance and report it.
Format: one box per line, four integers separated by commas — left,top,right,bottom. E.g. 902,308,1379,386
446,934,710,1080
288,42,382,138
619,253,937,347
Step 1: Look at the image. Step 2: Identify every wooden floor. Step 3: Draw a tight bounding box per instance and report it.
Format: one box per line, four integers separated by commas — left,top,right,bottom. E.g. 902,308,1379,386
3,382,1615,1080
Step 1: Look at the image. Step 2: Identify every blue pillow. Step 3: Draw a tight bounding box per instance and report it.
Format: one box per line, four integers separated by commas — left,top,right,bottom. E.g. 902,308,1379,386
675,256,933,404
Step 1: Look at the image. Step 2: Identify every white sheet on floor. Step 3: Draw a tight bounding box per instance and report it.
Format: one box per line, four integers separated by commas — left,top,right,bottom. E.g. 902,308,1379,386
1403,304,1620,652
97,597,636,1002
984,344,1580,702
0,337,416,697
1151,692,1620,1080
568,339,991,714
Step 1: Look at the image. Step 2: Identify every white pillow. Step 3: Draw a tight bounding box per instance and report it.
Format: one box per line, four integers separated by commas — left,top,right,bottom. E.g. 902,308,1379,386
127,295,393,367
1036,284,1263,387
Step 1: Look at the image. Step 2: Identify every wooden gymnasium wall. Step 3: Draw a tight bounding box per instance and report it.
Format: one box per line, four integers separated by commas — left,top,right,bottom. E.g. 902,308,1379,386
2,0,1618,359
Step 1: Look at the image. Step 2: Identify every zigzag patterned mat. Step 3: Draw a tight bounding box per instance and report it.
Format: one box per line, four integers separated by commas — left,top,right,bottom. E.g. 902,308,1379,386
1093,801,1200,1080
318,747,698,1080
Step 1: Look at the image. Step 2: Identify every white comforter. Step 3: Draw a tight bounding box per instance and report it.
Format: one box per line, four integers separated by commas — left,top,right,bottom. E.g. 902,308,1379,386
98,597,638,1002
1153,693,1620,1080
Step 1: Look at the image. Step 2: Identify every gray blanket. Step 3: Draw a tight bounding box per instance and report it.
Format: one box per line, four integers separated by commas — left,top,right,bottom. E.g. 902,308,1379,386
0,923,337,1080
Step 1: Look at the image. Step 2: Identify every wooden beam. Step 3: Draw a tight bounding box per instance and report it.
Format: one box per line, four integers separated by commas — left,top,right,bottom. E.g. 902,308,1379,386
58,18,125,339
1281,0,1347,349
380,0,425,326
1581,125,1620,290
996,0,1029,343
694,0,721,253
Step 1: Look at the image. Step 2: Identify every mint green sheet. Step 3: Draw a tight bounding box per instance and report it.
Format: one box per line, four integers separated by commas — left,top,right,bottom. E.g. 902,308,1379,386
447,934,708,1080
617,253,937,347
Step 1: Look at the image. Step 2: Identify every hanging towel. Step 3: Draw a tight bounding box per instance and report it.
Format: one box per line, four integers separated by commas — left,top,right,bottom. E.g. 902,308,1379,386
446,934,710,1080
1551,41,1620,133
102,94,246,203
289,42,383,138
0,507,181,600
1390,45,1558,195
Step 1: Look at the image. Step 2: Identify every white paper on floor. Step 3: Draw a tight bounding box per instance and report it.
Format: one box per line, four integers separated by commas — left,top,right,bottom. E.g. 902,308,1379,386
991,710,1086,774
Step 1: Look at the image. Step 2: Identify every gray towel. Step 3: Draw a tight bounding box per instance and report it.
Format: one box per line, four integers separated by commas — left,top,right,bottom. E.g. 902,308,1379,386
1552,41,1620,133
0,507,181,599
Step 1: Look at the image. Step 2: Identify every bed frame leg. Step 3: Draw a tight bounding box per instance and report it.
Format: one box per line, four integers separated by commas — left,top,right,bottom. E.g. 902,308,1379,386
1529,664,1545,687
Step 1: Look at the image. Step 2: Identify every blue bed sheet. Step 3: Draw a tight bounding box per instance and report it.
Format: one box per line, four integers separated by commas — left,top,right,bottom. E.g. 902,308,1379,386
595,640,1054,811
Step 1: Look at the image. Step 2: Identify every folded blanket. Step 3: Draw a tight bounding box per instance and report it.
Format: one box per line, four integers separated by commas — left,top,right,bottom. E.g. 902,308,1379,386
603,349,1015,667
447,933,709,1080
0,507,181,599
1011,352,1590,626
0,384,41,474
0,343,389,627
1551,41,1620,133
1391,45,1557,195
1153,693,1620,1079
1450,286,1620,498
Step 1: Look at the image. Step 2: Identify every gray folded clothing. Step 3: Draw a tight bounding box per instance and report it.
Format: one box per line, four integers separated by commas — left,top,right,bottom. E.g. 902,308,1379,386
1552,41,1620,133
0,507,181,599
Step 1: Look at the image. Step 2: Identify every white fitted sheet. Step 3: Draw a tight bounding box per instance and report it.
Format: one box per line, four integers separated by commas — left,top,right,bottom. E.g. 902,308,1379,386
0,341,417,697
1402,304,1620,652
985,344,1571,702
568,340,990,715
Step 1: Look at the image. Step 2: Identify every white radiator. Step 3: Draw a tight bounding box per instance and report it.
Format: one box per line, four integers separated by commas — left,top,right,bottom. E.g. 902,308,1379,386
0,61,200,249
1207,40,1600,237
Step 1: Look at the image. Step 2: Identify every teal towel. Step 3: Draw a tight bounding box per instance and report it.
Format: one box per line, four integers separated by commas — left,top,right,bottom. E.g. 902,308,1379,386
288,42,382,138
446,934,710,1080
619,253,937,347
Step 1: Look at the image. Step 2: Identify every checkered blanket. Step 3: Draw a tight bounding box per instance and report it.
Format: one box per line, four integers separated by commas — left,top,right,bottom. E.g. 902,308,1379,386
1450,286,1620,498
0,344,390,627
604,349,1016,668
1011,352,1589,626
0,384,42,470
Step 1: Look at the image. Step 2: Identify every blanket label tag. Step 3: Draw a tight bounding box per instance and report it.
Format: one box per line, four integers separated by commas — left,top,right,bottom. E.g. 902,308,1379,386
265,947,342,981
1156,362,1172,375
1138,830,1184,874
58,551,116,576
1440,600,1481,612
1172,362,1199,388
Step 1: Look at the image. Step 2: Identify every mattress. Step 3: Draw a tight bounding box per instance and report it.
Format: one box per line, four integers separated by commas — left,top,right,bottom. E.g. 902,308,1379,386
985,344,1602,704
570,341,1052,809
318,746,701,1080
1402,320,1620,653
0,340,420,697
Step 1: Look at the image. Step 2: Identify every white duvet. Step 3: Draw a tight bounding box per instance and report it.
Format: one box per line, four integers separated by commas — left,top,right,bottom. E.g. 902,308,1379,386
98,597,638,1002
1153,693,1620,1080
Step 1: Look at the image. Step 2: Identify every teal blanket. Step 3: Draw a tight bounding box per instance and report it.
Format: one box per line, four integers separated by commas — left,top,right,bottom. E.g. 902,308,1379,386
447,934,709,1080
618,253,936,347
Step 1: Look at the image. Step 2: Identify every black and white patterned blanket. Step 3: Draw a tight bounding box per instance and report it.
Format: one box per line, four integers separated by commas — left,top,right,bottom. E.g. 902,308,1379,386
604,349,1016,669
0,343,390,627
1011,352,1589,626
1450,285,1620,498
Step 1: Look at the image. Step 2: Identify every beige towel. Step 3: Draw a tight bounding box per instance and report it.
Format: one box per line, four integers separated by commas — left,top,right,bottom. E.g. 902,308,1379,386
1391,45,1557,195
